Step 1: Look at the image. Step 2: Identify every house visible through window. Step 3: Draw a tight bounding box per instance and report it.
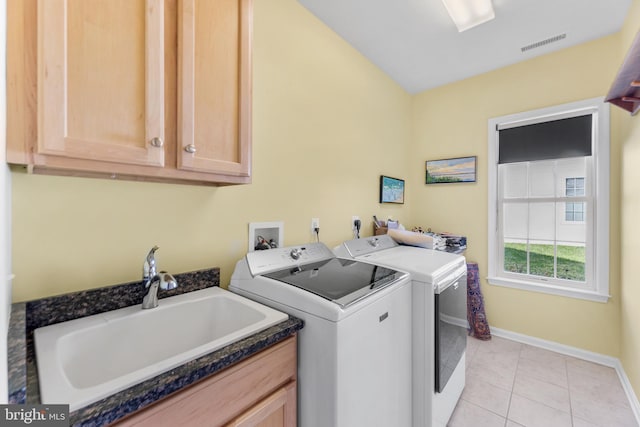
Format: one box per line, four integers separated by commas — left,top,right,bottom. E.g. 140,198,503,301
499,159,589,283
565,177,585,222
487,98,610,303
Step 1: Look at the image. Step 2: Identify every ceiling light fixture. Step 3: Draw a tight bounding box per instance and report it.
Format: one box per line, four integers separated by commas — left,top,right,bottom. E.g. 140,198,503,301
441,0,495,32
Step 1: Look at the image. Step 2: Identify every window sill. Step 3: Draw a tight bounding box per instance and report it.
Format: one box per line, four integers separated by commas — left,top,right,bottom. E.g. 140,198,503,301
487,276,610,303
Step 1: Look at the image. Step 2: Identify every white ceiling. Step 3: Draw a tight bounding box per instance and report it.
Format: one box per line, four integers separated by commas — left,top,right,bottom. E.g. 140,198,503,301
297,0,632,94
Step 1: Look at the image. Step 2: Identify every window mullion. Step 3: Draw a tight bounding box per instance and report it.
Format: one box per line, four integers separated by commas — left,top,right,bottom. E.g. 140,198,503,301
526,163,531,276
553,162,558,279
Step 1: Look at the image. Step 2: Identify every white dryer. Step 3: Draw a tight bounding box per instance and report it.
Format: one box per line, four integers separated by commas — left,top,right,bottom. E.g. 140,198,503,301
335,235,467,427
230,242,413,427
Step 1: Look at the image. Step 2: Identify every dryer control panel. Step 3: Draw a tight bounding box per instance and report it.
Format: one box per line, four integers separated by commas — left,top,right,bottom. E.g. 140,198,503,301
341,234,399,258
246,242,335,276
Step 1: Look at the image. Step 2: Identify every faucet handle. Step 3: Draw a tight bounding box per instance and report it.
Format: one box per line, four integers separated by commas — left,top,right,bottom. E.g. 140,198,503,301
159,271,178,290
143,245,160,280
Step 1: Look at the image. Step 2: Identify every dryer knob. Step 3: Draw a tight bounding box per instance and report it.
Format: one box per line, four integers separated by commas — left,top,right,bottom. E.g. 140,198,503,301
369,238,379,247
290,248,302,260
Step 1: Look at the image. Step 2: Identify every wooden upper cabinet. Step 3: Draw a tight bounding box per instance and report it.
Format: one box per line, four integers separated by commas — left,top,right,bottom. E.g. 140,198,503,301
178,0,252,177
7,0,252,185
38,0,166,167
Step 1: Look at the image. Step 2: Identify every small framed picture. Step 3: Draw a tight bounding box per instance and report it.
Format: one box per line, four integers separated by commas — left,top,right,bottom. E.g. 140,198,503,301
426,156,477,184
380,175,405,204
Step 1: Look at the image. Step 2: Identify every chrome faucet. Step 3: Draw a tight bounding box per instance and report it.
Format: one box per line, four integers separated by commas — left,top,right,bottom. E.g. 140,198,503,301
142,246,178,309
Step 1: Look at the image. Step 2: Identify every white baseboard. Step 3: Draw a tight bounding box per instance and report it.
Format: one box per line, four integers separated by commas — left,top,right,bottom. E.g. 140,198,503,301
490,327,640,424
613,358,640,426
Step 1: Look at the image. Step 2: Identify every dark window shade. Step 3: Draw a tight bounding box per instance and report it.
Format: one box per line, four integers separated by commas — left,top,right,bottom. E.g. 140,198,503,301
499,115,592,164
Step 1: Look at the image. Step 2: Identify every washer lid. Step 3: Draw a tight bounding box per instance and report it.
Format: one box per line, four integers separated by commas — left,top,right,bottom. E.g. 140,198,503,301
263,257,407,308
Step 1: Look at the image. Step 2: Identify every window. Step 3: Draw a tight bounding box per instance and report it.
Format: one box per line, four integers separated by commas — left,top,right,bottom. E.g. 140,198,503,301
565,202,585,222
487,98,610,302
566,177,585,197
565,178,585,222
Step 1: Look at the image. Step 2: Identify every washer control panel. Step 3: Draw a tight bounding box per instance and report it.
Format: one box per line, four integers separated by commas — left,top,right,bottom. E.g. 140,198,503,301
246,242,335,276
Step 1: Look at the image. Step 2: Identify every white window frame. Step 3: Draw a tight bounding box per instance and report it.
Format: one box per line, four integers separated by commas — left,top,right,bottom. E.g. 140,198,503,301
487,97,610,303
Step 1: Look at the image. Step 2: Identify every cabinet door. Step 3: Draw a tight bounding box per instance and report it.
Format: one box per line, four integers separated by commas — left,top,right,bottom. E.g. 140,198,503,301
178,0,252,177
111,337,297,427
38,0,165,167
225,381,296,427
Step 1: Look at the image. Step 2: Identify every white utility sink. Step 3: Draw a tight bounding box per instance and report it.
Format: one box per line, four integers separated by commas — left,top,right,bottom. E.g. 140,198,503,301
34,287,288,411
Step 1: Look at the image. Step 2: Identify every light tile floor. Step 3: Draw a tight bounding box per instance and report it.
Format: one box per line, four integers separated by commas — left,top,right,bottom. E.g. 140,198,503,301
448,336,638,427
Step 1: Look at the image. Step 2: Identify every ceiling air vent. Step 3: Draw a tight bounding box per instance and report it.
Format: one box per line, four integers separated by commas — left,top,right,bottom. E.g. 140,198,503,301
521,33,567,53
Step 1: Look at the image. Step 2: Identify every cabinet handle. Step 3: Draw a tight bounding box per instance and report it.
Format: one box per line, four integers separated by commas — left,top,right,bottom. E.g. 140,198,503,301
150,137,164,148
184,144,197,154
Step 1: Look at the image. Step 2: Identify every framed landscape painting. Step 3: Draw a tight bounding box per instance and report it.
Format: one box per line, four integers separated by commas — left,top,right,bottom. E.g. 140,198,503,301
380,175,405,204
426,156,477,184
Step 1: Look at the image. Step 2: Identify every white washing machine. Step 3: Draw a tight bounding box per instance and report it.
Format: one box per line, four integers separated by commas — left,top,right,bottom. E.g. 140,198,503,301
335,235,467,427
230,242,413,427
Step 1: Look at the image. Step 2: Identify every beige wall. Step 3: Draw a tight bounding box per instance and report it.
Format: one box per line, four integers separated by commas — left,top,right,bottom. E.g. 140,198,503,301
10,0,640,400
619,0,640,402
10,0,412,301
411,35,623,357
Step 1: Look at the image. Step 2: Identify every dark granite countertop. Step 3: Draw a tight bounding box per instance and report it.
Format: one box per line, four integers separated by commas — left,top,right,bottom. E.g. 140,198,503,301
7,268,303,427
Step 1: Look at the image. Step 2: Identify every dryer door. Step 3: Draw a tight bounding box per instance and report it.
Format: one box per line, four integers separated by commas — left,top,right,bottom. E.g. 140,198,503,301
435,272,467,393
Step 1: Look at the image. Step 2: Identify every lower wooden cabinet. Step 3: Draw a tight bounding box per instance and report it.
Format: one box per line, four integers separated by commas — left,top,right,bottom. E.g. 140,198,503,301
112,336,297,427
225,381,296,427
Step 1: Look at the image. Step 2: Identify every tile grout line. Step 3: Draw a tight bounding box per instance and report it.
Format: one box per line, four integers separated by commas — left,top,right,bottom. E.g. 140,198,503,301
504,341,523,425
566,357,575,427
492,327,640,425
456,397,509,424
502,340,584,425
467,335,636,427
513,348,578,424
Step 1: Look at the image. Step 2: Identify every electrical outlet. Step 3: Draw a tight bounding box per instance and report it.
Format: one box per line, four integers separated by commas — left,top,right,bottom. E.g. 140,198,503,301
311,218,320,233
352,216,360,230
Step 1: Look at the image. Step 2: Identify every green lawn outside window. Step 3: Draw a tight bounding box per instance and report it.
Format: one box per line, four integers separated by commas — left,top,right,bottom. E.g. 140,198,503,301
504,243,586,282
